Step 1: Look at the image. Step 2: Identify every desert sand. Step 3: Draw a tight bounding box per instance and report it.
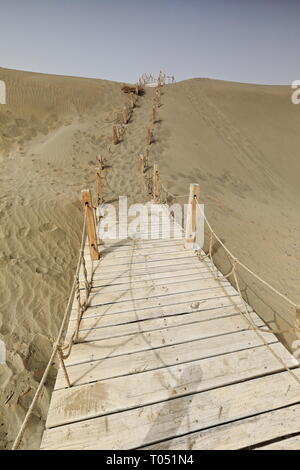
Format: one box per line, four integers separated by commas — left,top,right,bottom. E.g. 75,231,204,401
0,68,299,449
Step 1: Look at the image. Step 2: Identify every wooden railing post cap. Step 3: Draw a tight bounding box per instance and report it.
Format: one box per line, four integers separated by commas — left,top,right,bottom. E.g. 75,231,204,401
81,189,92,204
189,183,200,198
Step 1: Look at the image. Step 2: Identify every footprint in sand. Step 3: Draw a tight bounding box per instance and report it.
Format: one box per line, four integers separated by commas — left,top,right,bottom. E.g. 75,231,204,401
38,223,57,233
18,227,31,238
35,266,49,275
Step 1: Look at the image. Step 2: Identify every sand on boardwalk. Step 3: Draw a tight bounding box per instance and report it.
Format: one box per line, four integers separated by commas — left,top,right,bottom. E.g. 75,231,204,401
0,68,299,449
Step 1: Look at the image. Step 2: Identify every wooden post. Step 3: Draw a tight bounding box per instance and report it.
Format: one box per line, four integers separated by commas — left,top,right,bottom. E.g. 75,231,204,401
152,163,160,203
129,92,135,109
147,127,153,145
139,154,146,175
81,189,100,260
158,70,162,86
97,154,105,170
152,104,157,123
155,88,161,107
185,183,200,249
123,106,128,124
112,125,119,145
95,167,103,204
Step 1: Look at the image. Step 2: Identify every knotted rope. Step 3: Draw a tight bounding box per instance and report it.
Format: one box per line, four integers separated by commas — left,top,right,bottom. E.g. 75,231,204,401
12,204,94,450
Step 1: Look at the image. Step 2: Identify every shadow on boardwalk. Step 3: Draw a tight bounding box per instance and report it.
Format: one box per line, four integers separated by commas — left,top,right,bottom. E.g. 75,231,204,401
141,364,203,449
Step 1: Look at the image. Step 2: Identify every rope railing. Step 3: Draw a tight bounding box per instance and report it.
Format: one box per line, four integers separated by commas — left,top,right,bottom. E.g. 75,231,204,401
147,175,299,341
135,86,300,391
193,194,300,385
189,193,300,379
141,95,297,417
137,92,299,334
138,144,300,378
195,197,298,310
12,195,98,450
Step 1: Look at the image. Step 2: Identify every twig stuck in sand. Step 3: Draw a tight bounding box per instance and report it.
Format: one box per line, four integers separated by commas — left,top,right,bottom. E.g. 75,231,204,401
152,104,157,123
129,92,135,109
139,154,146,175
152,162,160,203
5,392,14,405
112,125,119,145
155,88,161,107
122,106,129,124
96,167,104,204
96,154,107,170
147,127,153,145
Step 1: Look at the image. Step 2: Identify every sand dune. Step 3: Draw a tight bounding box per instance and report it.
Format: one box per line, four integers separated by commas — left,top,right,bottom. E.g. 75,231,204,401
156,79,300,347
0,68,299,449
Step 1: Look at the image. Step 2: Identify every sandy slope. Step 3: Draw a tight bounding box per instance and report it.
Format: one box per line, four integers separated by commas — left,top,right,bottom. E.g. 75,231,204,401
0,68,149,449
0,68,299,449
156,79,300,348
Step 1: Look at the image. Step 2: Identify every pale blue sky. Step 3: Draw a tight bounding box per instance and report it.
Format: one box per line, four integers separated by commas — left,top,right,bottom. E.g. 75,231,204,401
0,0,299,84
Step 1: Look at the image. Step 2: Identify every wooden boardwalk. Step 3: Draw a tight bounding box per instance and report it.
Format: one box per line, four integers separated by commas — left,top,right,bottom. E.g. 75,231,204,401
41,204,300,450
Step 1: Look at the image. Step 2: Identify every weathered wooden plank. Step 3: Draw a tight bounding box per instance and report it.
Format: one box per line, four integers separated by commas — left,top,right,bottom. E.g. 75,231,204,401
80,262,216,284
85,278,230,307
97,230,184,242
71,305,253,343
42,205,300,451
86,246,188,261
82,256,213,277
47,343,296,429
86,244,183,260
85,252,198,268
85,270,214,291
113,220,181,228
113,216,181,224
55,329,278,389
112,217,179,224
85,257,203,275
70,292,242,325
64,312,265,365
109,223,175,232
143,404,300,450
70,287,239,321
96,239,184,249
256,435,300,450
99,220,179,226
95,239,184,250
41,368,300,450
78,259,218,293
74,302,252,333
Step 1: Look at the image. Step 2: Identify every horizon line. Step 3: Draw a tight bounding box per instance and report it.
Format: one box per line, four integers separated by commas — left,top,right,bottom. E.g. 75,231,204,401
0,65,292,88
